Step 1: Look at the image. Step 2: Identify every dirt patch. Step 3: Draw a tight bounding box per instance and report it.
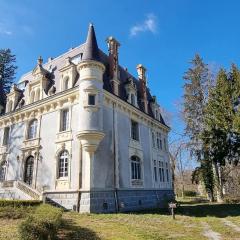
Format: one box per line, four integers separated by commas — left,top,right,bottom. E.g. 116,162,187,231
202,222,222,240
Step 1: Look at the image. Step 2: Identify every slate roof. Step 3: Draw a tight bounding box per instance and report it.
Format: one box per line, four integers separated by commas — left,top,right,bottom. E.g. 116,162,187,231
17,24,167,127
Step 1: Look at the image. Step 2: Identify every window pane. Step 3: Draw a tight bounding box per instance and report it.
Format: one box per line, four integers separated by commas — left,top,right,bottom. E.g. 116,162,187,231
131,120,139,141
28,120,37,139
131,156,141,180
88,95,96,105
61,109,69,131
58,151,69,178
3,127,10,145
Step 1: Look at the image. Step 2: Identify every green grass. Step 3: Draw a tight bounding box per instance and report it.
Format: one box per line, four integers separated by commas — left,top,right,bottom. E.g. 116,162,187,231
0,202,240,239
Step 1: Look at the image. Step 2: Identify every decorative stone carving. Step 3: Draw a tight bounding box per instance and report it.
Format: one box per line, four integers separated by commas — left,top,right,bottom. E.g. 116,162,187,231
77,130,105,153
56,131,73,143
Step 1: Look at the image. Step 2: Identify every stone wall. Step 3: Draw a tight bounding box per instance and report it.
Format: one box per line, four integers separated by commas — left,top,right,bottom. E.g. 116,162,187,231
49,190,174,213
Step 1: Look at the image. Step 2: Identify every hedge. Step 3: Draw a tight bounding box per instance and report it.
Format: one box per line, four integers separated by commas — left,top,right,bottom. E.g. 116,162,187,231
19,204,63,240
0,199,42,208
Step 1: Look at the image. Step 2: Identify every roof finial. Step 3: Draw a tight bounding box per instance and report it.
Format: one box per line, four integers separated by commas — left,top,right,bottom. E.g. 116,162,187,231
38,56,43,65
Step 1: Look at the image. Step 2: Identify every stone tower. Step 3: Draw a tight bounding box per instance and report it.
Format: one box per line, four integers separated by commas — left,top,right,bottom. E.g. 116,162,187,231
77,24,105,196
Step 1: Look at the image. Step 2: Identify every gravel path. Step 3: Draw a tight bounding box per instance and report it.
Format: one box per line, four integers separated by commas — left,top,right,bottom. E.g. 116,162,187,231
202,222,222,240
222,219,240,233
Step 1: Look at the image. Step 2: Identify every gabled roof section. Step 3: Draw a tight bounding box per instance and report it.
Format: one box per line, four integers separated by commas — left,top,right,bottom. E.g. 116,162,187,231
82,23,100,61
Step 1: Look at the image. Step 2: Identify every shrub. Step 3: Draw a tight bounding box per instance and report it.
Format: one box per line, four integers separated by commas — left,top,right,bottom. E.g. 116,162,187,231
0,206,34,219
19,204,63,240
183,190,197,197
0,200,42,208
224,196,240,204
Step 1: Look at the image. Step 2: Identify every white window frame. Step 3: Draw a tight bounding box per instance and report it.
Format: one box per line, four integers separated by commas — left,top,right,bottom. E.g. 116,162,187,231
58,150,69,179
131,156,142,180
28,119,38,139
60,109,70,132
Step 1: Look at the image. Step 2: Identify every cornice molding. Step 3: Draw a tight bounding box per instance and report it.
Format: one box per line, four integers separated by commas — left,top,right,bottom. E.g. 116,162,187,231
103,90,170,133
0,87,79,128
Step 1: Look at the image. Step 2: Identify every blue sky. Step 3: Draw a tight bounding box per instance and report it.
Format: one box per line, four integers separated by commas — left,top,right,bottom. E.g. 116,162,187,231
1,0,240,143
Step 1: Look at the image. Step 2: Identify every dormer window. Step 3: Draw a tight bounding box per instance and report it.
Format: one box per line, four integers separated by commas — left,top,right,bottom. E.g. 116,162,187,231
125,78,138,108
63,76,69,90
8,100,13,112
130,93,136,106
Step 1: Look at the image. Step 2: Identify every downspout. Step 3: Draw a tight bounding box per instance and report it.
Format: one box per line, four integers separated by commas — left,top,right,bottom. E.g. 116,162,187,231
113,102,119,212
77,142,83,212
34,115,42,190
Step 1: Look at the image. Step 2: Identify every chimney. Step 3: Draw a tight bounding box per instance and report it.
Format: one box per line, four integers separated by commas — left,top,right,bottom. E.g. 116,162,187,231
106,36,120,95
137,64,148,113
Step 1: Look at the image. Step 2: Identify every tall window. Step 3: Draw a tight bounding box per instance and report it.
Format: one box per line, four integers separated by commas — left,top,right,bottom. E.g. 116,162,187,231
131,156,141,180
157,133,162,150
164,138,167,151
131,120,139,141
153,160,157,182
28,119,38,139
159,161,165,182
166,162,169,182
24,156,34,185
152,132,155,148
3,127,10,146
60,109,69,132
58,150,69,178
0,161,6,181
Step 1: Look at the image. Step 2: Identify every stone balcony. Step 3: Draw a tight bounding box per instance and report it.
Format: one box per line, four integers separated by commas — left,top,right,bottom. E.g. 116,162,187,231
55,130,73,143
21,138,41,151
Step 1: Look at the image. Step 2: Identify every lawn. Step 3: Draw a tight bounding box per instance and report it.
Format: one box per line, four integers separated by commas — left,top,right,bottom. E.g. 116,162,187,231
1,201,240,240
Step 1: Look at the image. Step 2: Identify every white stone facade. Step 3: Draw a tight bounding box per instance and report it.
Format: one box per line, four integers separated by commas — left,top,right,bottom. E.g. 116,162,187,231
0,25,173,212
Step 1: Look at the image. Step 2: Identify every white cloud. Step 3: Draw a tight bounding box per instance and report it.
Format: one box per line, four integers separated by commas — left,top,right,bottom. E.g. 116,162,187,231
130,14,157,37
0,23,12,35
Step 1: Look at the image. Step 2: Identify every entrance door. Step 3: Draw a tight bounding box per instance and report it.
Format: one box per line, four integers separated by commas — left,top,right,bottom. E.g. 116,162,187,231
24,156,34,185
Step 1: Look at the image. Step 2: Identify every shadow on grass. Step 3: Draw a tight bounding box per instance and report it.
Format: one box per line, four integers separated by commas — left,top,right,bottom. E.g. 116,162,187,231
127,203,240,218
58,218,101,240
177,203,240,218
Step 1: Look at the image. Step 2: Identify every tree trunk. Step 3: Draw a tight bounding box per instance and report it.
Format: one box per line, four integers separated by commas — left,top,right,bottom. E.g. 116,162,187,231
207,190,214,202
212,162,224,203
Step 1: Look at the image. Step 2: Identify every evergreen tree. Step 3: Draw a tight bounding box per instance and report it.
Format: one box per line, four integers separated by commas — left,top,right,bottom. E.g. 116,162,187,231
183,54,214,199
203,66,240,202
0,49,17,112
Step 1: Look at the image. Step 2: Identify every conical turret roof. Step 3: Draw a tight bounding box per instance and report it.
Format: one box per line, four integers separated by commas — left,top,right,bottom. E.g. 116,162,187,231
82,23,100,61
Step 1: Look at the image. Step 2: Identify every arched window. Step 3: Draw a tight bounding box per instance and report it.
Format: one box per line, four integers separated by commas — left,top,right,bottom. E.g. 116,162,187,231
131,156,141,180
63,77,69,91
0,161,7,182
28,119,38,139
24,156,34,185
58,150,69,178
